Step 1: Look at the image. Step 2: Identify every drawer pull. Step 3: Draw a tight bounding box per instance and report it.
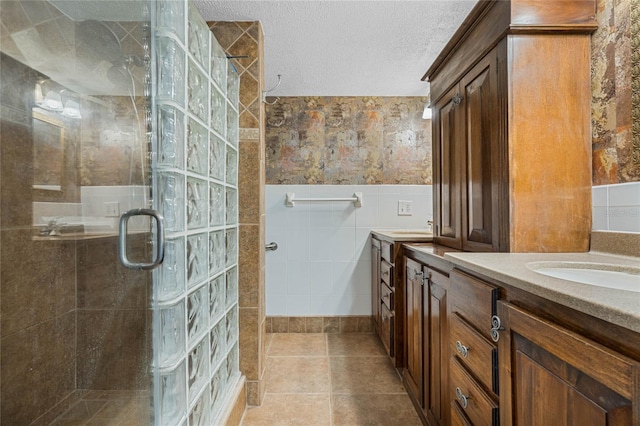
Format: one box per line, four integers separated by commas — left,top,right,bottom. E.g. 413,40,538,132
490,315,504,343
456,387,470,409
456,340,469,358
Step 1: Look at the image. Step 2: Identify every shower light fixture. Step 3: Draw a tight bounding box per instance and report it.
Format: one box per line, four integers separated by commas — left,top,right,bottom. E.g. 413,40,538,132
422,93,432,120
61,100,82,119
42,91,63,112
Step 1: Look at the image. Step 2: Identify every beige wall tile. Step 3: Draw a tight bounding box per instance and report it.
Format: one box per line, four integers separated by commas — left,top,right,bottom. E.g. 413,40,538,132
288,317,305,333
76,310,149,390
271,317,289,333
238,225,260,308
322,317,340,333
339,317,358,333
239,307,259,380
306,317,324,333
1,313,75,425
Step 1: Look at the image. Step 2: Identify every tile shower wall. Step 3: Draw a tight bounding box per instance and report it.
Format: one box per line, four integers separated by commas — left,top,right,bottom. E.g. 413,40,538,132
592,182,640,232
208,21,267,407
266,184,432,316
153,2,240,424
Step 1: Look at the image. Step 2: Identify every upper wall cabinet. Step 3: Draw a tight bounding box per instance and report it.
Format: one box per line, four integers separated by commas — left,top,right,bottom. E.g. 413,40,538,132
425,0,597,253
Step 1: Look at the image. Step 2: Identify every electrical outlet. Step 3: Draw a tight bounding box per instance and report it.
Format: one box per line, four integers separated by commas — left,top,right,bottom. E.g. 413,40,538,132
398,200,413,216
104,201,120,217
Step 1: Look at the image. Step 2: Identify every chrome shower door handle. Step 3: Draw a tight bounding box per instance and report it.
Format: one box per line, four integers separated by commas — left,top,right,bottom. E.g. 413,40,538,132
119,208,165,270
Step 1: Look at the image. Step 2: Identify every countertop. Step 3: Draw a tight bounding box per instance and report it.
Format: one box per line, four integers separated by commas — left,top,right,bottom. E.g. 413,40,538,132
371,229,433,242
441,251,640,334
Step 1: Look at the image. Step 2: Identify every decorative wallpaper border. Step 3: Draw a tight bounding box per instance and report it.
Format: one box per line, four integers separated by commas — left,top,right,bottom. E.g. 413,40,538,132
265,97,431,185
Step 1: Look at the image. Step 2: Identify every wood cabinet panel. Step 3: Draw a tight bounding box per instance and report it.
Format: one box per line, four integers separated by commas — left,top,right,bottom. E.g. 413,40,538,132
451,401,473,426
425,269,448,425
497,301,639,425
450,357,499,426
434,85,462,249
404,257,423,401
450,313,497,393
380,304,394,357
381,282,393,311
450,270,500,341
372,239,381,328
381,260,393,287
460,50,500,252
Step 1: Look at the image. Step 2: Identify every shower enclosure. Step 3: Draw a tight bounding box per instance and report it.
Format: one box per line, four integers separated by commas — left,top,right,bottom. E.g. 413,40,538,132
0,1,240,424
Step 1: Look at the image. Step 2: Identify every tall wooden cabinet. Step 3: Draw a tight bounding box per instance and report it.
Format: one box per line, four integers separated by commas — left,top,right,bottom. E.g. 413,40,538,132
403,248,452,426
426,0,596,253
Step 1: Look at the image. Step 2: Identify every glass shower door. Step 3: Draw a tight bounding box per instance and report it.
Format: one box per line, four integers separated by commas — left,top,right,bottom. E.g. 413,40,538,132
0,0,241,424
0,1,154,424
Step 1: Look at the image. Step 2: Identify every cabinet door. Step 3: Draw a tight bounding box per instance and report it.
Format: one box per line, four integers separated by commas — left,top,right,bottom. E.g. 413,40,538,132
459,48,500,252
404,257,424,402
371,239,381,328
434,85,462,249
424,268,448,426
497,301,639,426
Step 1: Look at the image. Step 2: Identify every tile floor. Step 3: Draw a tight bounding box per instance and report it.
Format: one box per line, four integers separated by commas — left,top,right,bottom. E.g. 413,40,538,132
241,333,422,426
49,390,150,426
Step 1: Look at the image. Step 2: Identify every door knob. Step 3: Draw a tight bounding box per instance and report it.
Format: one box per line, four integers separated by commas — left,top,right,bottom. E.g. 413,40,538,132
265,242,278,251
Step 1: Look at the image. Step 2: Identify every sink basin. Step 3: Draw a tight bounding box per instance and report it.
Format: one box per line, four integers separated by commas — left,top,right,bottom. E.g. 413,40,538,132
526,262,640,292
390,231,432,235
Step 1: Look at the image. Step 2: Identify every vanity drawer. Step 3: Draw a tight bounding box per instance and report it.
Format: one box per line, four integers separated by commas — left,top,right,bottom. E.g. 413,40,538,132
380,304,394,357
380,260,393,287
450,401,472,426
380,282,393,311
450,270,500,341
450,313,497,393
381,241,394,263
449,357,498,426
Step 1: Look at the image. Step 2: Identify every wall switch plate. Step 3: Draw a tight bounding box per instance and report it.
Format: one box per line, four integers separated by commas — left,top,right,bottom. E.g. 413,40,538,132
398,200,413,216
104,201,120,217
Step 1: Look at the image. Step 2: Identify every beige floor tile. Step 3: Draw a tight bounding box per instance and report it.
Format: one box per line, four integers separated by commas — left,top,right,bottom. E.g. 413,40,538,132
241,394,331,425
331,394,423,426
330,357,406,394
268,333,327,356
327,333,386,357
265,356,330,393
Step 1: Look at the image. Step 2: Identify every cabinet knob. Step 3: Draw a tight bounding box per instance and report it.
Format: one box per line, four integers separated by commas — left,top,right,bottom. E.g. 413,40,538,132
453,94,463,106
456,340,469,358
490,315,504,342
455,387,470,409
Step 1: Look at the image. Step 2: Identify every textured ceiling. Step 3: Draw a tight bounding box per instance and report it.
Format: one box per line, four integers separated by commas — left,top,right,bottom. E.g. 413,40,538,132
195,0,478,97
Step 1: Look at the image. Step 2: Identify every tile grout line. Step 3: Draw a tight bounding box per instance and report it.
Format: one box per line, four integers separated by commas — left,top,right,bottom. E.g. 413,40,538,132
327,333,334,426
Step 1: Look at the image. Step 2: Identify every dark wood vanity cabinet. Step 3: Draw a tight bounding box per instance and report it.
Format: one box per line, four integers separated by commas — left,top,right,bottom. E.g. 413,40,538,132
450,268,640,426
427,0,596,253
371,236,405,367
404,254,450,426
497,301,640,426
448,270,500,425
372,238,381,329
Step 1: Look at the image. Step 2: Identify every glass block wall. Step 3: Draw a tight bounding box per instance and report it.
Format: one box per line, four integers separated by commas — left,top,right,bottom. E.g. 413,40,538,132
153,1,240,424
